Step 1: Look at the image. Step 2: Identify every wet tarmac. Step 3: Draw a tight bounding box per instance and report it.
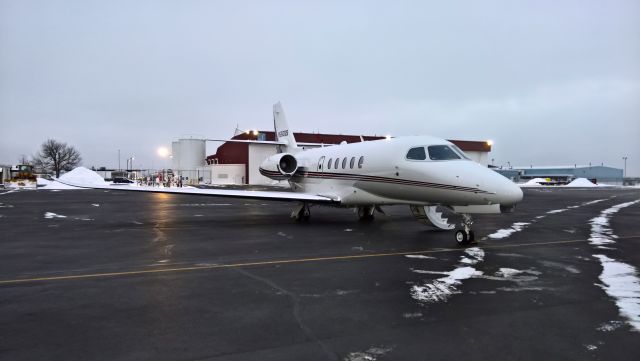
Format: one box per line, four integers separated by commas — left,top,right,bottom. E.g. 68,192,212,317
0,187,639,360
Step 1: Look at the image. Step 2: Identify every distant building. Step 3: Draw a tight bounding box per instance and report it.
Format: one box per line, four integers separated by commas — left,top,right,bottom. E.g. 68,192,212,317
0,165,10,185
492,167,521,182
207,131,492,185
494,165,623,185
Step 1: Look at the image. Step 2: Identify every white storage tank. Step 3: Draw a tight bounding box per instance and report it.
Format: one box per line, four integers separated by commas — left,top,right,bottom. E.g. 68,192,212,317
176,138,206,171
170,138,206,184
171,141,180,170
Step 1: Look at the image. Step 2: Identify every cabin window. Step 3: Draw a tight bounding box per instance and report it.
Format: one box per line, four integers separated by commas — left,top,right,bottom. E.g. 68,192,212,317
358,156,364,168
350,157,355,169
406,147,427,160
427,145,461,160
327,158,333,169
342,157,347,169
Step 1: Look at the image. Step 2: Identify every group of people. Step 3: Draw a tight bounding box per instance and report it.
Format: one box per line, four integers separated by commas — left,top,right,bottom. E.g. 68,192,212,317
137,175,184,188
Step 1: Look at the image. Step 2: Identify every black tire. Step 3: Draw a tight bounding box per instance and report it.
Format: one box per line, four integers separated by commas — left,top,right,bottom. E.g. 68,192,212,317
455,230,469,246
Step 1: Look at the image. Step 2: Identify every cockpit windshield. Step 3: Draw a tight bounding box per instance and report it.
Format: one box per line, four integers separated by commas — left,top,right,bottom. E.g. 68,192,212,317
406,145,470,161
450,145,470,160
427,145,461,160
406,147,427,160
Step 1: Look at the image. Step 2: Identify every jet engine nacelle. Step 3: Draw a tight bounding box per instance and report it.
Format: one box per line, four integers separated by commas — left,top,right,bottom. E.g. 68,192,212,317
259,153,299,180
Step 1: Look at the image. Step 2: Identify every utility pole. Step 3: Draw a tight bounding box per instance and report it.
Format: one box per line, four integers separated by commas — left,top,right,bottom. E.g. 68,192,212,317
623,156,627,177
118,149,121,171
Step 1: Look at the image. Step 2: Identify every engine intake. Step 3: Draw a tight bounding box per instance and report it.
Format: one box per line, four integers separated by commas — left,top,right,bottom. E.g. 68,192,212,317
259,153,299,180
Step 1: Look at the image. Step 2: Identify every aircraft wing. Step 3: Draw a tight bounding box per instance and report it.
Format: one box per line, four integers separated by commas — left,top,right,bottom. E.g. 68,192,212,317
56,181,338,204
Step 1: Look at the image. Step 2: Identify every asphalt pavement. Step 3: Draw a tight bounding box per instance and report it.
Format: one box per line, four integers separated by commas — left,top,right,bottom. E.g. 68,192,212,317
0,186,639,361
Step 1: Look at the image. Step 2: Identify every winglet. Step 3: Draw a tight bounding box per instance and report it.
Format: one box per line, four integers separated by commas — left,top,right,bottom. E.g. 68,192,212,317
273,102,299,153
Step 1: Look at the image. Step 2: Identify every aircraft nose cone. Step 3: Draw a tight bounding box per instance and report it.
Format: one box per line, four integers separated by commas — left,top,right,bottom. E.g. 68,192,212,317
502,181,523,206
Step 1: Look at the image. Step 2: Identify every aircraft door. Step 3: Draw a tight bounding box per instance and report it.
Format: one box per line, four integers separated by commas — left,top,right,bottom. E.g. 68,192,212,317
317,156,325,172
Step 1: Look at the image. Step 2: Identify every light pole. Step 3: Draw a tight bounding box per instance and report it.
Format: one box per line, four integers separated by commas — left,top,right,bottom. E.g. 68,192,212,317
623,156,627,178
118,149,121,171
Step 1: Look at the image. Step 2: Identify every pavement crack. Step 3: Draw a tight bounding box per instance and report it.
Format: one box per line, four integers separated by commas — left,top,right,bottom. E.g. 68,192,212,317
234,268,338,361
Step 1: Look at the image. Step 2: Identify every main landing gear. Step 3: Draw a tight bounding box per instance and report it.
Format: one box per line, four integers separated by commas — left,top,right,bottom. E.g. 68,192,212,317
357,206,375,221
454,214,475,246
291,202,311,221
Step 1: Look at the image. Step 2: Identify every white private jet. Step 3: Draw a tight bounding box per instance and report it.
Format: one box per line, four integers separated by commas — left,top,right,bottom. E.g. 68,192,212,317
64,102,523,246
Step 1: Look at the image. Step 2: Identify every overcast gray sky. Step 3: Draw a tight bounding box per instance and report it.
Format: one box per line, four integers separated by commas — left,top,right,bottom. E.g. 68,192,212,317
1,0,639,175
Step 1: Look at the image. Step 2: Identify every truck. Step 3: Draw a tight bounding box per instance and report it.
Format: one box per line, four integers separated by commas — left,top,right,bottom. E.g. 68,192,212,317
6,164,37,189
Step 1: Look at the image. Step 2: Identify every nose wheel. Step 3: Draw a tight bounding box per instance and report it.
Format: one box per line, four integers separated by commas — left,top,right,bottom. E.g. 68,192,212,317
455,214,475,246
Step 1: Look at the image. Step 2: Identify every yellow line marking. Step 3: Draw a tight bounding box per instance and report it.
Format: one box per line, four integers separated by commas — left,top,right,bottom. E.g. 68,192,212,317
1,236,638,285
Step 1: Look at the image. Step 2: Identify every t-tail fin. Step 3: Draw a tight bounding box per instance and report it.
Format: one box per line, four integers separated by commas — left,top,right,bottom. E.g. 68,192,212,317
273,102,299,153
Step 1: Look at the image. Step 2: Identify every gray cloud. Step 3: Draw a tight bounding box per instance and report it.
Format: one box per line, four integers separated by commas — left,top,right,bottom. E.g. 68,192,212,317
1,0,638,175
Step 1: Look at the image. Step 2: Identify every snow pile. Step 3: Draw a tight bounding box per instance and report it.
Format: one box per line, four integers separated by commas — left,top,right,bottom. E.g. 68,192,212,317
41,167,108,190
37,178,52,187
520,178,548,187
59,167,108,186
567,178,597,187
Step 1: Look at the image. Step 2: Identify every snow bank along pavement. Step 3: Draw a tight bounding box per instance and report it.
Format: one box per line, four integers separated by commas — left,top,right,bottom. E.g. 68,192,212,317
589,200,640,332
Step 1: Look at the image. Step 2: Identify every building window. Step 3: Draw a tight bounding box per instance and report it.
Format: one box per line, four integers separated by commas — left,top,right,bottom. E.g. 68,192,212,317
342,157,347,169
358,156,364,168
350,157,355,169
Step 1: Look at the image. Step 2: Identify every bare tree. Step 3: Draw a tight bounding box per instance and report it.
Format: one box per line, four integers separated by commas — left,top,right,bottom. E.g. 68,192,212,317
33,139,82,177
18,154,31,164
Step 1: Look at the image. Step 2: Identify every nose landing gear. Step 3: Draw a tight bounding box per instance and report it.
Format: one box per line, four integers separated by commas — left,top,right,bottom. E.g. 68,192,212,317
455,214,475,246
